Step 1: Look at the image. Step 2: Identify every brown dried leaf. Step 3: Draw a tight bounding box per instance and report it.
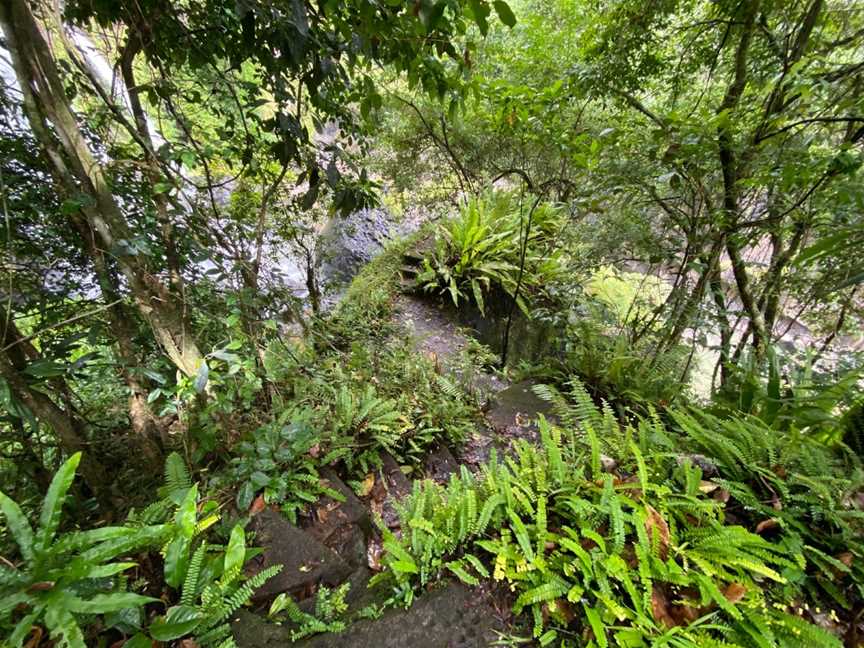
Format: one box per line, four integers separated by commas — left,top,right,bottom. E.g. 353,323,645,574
713,488,730,503
838,552,854,568
651,587,677,628
755,518,779,534
698,480,718,494
723,582,747,604
23,627,43,648
644,505,670,561
552,599,576,623
367,537,383,571
249,494,266,516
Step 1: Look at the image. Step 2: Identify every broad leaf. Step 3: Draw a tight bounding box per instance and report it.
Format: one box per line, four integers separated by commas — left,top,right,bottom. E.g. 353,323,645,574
37,453,81,553
149,605,202,641
492,0,517,27
67,592,157,614
0,491,35,563
224,524,246,575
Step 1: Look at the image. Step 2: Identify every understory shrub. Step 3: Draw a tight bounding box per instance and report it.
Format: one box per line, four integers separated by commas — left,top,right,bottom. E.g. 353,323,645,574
416,192,567,315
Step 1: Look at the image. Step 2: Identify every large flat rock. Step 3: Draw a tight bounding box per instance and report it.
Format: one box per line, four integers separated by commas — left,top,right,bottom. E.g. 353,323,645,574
233,581,504,648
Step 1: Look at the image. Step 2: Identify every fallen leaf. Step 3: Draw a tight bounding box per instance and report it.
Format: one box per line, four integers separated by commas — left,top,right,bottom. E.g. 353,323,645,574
249,494,266,516
23,627,43,648
723,582,747,604
551,599,575,623
713,488,730,503
698,480,718,494
644,505,670,561
651,587,677,628
755,518,779,534
367,537,383,571
358,473,375,497
179,640,200,648
838,552,854,568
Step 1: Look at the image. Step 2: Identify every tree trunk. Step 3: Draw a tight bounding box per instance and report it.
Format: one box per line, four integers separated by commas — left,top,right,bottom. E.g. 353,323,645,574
0,325,108,498
0,0,204,378
74,221,165,465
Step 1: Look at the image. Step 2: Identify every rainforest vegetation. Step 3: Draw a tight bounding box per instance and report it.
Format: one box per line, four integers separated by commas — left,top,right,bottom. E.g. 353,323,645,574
1,0,864,646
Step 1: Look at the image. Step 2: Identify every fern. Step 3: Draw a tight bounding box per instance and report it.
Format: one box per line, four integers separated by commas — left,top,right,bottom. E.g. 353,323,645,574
378,397,855,645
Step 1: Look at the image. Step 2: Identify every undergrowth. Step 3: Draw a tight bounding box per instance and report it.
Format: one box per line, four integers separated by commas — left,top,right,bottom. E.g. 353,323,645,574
376,379,863,647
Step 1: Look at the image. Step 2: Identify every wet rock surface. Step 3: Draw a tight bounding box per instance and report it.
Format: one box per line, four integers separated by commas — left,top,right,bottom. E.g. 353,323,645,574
485,380,556,441
320,208,392,285
423,443,460,484
233,581,505,648
247,510,352,601
393,294,509,399
371,452,413,529
462,380,557,468
303,468,371,570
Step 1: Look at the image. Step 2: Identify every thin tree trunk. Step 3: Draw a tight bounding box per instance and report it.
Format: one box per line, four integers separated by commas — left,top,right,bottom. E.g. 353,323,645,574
118,35,186,296
706,259,732,386
75,221,165,464
0,0,204,378
0,325,108,497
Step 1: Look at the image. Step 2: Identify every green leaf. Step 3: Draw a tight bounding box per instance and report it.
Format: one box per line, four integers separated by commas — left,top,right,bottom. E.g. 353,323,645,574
492,0,516,27
60,199,83,215
22,360,67,378
67,592,157,614
164,536,191,589
175,483,199,538
80,562,138,579
123,633,153,648
75,526,168,566
224,524,246,574
149,605,202,641
37,452,81,553
194,361,209,393
236,482,255,510
584,604,608,648
0,491,34,563
8,611,39,647
43,608,86,648
468,0,490,36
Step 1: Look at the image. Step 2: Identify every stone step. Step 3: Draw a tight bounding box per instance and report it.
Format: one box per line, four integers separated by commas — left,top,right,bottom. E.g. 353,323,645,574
246,509,353,602
423,443,460,484
232,581,505,648
302,468,372,571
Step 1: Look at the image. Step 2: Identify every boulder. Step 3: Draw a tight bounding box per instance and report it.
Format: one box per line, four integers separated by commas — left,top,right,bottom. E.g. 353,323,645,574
303,468,371,570
247,509,352,601
423,443,459,484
